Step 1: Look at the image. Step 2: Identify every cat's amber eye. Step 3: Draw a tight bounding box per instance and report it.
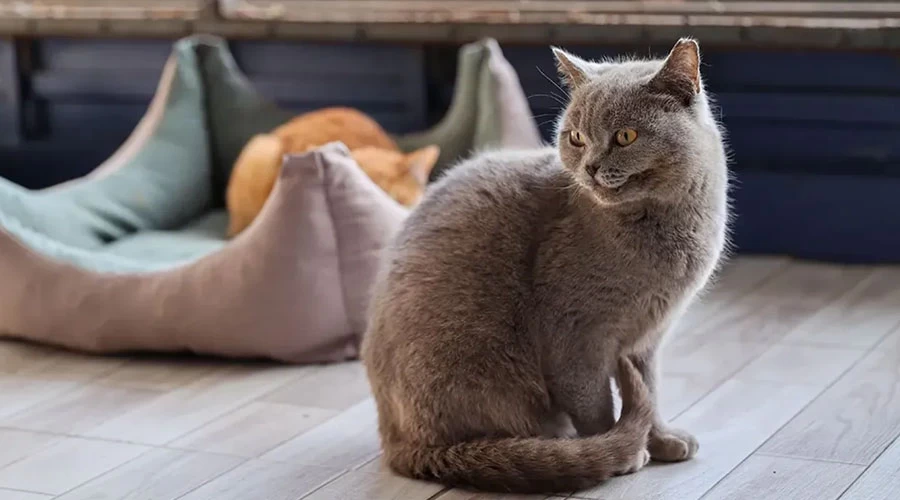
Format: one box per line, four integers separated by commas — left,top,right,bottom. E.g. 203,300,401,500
615,129,638,147
568,130,586,147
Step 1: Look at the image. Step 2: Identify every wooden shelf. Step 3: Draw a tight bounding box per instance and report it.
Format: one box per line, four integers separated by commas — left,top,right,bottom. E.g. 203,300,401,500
0,1,897,50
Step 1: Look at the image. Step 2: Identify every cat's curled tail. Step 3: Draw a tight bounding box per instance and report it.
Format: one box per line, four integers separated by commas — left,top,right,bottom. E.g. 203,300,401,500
385,357,654,494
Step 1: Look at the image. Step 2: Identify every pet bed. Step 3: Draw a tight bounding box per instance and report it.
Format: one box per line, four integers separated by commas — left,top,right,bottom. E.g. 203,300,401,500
0,35,541,362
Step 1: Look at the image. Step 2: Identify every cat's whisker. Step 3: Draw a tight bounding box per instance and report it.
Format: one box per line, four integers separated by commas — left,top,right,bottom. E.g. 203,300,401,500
528,93,568,107
536,66,570,101
537,119,559,129
550,92,569,105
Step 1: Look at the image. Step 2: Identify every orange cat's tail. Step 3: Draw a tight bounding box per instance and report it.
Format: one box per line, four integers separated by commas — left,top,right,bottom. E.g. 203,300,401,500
383,357,654,494
226,133,286,238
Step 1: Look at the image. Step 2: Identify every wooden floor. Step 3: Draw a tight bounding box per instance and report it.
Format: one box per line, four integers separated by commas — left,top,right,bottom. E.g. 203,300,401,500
1,256,899,500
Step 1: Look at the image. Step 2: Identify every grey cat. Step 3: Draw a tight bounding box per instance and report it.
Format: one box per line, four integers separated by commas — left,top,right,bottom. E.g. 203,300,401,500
362,38,729,494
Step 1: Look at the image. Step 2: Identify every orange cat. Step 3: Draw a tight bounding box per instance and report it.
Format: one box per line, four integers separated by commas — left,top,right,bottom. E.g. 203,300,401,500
226,107,440,237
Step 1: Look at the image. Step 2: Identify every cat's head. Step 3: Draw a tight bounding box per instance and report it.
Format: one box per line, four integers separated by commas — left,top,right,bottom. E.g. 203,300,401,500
553,38,723,205
350,145,440,207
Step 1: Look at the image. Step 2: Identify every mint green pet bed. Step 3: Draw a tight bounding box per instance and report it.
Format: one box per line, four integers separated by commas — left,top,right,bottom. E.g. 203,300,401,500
0,35,541,362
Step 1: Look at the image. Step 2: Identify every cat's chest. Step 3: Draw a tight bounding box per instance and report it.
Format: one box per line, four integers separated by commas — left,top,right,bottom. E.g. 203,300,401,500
534,207,723,346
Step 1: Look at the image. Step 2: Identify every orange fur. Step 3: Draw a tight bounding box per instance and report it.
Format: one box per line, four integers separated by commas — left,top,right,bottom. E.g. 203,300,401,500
225,107,440,237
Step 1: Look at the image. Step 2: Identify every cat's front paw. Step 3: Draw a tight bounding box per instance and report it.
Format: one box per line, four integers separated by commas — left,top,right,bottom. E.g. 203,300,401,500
649,427,699,462
616,449,651,476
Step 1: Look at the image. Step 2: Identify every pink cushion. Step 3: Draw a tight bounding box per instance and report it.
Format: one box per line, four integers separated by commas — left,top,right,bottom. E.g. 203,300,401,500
0,143,407,363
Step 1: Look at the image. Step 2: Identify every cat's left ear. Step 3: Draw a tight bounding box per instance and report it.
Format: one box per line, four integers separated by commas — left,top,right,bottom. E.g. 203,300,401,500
406,145,441,185
650,38,702,105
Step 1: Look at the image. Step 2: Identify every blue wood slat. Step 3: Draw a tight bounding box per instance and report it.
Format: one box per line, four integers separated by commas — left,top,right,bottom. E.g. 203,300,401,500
37,39,172,71
0,142,115,188
715,93,900,125
725,122,900,167
701,52,900,92
31,71,161,102
44,103,147,143
231,41,422,77
250,75,410,106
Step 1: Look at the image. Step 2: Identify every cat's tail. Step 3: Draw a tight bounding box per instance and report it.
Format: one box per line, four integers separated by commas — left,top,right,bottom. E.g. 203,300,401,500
385,357,654,494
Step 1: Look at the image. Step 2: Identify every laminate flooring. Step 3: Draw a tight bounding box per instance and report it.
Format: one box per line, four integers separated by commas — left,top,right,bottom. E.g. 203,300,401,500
1,256,898,500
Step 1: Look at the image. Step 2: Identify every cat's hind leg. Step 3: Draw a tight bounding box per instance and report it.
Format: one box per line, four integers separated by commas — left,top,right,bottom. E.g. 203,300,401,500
546,351,616,437
630,349,699,462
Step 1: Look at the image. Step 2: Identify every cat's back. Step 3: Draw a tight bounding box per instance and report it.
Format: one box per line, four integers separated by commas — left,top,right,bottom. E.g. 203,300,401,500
392,147,565,257
369,146,567,332
274,107,398,151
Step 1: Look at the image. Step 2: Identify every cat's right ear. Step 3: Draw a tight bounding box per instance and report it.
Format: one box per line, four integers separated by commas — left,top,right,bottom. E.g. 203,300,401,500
552,47,589,90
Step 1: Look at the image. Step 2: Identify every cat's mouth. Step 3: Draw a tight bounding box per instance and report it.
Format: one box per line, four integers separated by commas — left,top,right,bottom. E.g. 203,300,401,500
589,170,655,203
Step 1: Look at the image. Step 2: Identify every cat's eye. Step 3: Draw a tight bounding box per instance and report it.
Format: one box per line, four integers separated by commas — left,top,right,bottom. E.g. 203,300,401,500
568,130,586,147
615,129,638,147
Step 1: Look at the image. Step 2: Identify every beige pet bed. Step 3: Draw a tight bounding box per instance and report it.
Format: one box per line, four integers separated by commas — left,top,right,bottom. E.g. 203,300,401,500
0,35,542,362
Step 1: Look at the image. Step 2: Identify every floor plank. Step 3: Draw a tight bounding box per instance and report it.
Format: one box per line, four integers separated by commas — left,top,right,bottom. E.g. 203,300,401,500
170,402,337,458
679,261,870,345
303,469,443,500
0,384,160,435
839,437,900,500
262,362,372,411
260,399,381,469
761,328,900,465
0,343,123,380
0,376,82,420
0,430,57,470
701,454,864,500
96,359,233,392
0,436,149,495
703,256,791,306
0,489,52,500
733,344,861,387
176,460,341,500
674,256,790,335
576,379,821,500
656,261,872,424
83,366,298,445
782,267,900,349
55,449,243,500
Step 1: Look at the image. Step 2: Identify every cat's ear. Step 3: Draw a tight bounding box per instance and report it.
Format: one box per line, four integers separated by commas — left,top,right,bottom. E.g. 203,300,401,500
405,145,440,185
552,47,590,90
649,38,702,105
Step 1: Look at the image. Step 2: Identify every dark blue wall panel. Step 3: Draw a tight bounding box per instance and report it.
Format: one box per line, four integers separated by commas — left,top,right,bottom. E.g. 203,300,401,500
232,41,426,134
0,38,429,189
731,170,900,263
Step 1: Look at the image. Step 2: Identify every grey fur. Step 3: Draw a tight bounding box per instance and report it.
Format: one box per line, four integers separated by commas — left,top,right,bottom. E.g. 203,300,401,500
362,39,729,494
